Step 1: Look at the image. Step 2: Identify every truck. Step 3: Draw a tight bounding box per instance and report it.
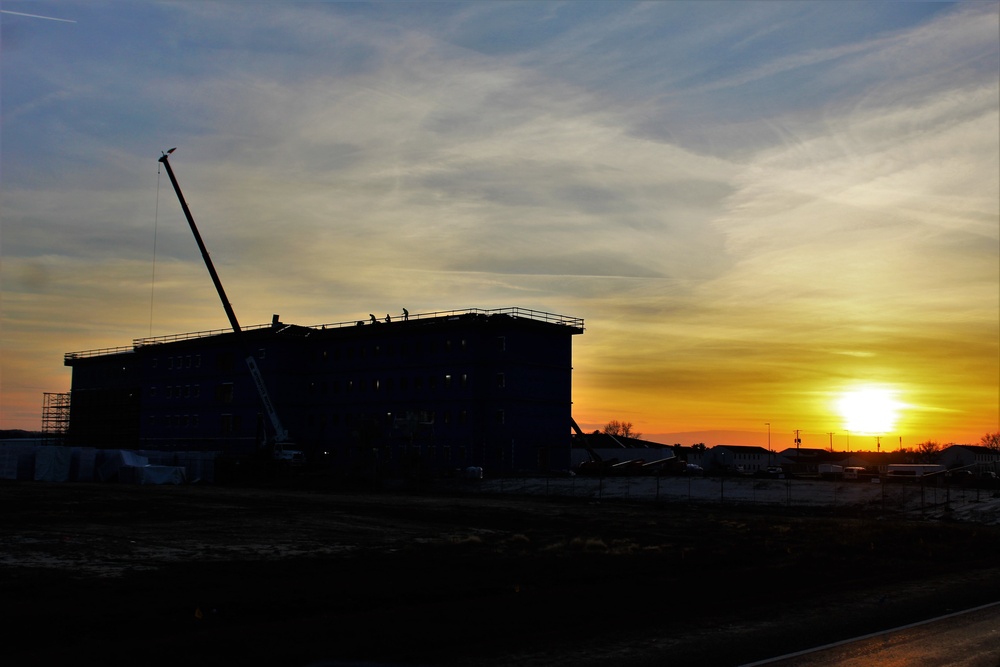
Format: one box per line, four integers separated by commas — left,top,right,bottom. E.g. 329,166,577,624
818,464,843,479
885,464,944,480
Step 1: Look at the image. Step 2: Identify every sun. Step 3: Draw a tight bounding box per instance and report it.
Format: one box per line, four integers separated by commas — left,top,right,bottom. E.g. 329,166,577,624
836,387,902,434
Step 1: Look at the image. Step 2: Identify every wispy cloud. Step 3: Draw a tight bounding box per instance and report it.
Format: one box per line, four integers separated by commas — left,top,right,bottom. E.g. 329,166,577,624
1,1,996,443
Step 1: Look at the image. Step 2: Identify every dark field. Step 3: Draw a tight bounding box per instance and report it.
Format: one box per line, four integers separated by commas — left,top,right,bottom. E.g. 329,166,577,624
3,480,1000,666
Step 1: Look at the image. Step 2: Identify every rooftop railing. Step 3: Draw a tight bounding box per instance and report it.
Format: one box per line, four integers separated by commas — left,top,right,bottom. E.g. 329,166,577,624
64,345,135,361
311,307,585,330
66,306,584,359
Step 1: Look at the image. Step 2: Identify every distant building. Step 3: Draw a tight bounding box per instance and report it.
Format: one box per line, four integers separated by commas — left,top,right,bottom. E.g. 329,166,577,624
64,307,584,476
712,445,774,473
776,447,834,475
570,432,674,469
671,445,711,470
939,445,1000,474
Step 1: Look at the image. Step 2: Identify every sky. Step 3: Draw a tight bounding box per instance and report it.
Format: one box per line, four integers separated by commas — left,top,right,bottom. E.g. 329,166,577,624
2,1,998,450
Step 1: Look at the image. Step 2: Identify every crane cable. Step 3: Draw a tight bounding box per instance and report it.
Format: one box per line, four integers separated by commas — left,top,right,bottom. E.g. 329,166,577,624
149,163,161,338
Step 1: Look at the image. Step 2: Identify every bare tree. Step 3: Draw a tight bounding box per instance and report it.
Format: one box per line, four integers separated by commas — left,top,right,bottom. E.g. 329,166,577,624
602,419,642,440
980,432,1000,451
915,440,941,461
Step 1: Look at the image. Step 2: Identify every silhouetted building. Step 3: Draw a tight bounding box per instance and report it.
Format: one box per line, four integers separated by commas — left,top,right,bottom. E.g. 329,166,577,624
939,445,1000,474
64,307,584,476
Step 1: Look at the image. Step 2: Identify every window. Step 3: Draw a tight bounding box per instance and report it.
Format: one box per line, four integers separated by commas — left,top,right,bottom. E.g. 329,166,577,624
496,336,506,352
218,383,234,404
217,353,234,371
496,373,505,389
495,410,505,424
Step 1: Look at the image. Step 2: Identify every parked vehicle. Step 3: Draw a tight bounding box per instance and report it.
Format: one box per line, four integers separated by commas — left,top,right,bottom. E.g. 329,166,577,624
886,464,944,480
818,464,843,479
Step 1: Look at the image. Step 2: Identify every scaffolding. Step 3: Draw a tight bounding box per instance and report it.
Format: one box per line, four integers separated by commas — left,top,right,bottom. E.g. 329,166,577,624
42,392,71,438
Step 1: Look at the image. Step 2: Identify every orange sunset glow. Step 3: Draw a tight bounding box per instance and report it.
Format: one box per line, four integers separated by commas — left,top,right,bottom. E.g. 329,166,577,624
2,2,998,449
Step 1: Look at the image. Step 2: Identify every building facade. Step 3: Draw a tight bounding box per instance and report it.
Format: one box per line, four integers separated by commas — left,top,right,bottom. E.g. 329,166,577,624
939,445,1000,474
65,307,584,476
712,445,775,473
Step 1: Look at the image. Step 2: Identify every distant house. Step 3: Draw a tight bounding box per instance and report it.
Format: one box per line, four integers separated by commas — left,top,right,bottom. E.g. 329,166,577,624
777,447,834,475
833,453,879,470
939,445,1000,473
712,445,774,473
671,445,711,470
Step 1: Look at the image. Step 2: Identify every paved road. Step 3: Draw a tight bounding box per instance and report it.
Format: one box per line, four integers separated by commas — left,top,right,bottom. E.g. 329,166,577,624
745,602,1000,666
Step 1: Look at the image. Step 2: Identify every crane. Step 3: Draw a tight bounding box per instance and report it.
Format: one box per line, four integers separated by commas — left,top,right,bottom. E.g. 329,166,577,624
157,150,293,453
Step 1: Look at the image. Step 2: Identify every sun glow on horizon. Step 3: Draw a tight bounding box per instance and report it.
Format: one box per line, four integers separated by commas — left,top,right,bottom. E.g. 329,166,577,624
836,387,904,435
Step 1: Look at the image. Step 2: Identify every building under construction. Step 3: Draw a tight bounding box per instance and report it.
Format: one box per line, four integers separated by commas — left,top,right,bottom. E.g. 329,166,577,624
62,152,584,477
64,307,584,476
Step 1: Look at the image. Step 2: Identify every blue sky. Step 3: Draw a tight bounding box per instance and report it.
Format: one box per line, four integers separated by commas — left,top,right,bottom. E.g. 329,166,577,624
2,1,998,447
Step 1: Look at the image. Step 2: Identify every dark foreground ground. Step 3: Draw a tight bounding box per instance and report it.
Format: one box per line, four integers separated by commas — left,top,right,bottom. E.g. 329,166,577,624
3,479,1000,666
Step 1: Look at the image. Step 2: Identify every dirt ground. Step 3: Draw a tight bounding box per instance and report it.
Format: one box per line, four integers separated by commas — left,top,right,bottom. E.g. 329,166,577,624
3,478,1000,666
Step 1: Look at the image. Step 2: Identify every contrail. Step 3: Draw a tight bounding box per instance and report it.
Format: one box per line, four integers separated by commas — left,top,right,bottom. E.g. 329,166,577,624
0,10,76,23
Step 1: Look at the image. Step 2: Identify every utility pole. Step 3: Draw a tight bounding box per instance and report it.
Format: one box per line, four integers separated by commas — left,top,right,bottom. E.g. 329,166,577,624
765,422,771,464
827,432,835,453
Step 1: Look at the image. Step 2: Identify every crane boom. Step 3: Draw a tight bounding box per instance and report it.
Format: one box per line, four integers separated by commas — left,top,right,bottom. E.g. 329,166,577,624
157,152,242,334
157,150,289,445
